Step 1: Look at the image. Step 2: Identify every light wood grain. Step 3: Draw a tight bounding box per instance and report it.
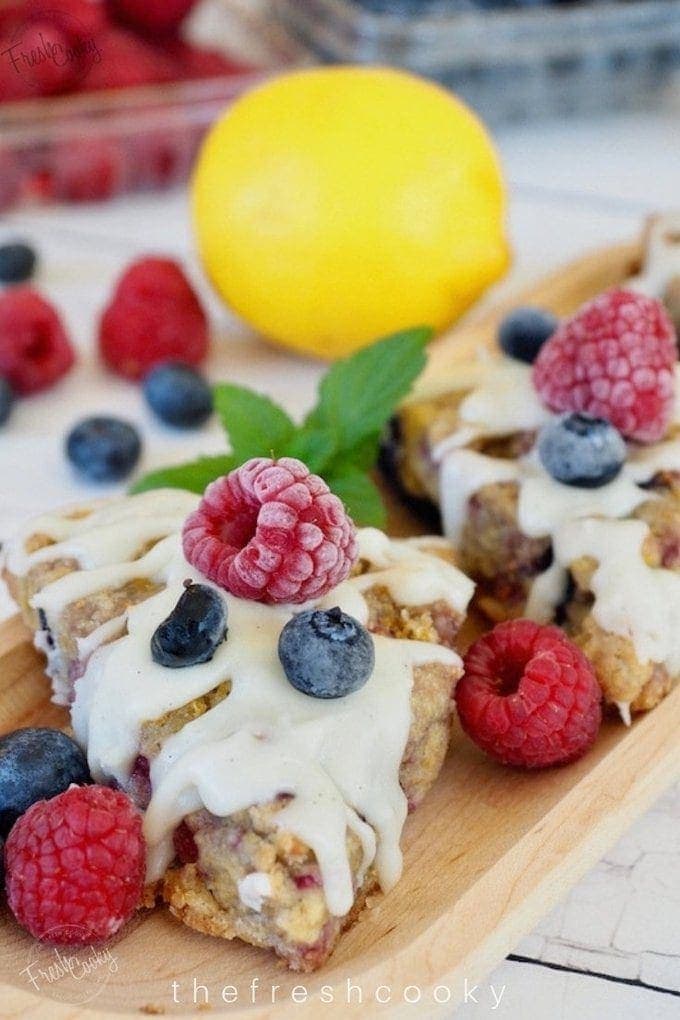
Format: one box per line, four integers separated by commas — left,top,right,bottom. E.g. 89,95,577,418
3,238,679,1020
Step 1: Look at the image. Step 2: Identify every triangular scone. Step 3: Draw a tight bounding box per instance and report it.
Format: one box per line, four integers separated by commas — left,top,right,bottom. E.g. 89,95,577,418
4,492,473,971
385,222,680,723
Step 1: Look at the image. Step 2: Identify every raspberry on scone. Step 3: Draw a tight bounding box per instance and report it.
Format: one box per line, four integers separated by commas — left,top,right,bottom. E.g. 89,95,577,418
182,457,358,603
0,287,75,394
455,619,602,768
5,785,145,943
533,288,677,443
99,257,208,379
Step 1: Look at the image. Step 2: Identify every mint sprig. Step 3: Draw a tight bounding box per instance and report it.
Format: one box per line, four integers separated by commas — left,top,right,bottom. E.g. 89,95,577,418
131,326,431,525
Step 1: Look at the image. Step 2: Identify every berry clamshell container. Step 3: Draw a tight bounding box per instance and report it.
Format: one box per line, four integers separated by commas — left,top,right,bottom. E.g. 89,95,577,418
272,0,680,124
0,1,302,212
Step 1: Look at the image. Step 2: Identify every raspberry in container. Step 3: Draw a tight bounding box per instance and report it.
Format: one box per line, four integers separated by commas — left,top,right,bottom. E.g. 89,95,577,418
0,0,302,210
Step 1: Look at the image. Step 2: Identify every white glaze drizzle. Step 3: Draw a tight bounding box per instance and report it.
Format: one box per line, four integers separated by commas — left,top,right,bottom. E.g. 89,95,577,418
628,212,680,300
9,494,472,918
433,360,551,458
554,518,680,676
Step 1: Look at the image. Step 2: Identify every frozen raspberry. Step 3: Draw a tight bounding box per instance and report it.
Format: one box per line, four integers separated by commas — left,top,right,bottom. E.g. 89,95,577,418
82,27,175,90
0,287,75,395
5,785,145,943
99,257,208,379
455,619,602,769
105,0,198,37
183,458,358,603
533,288,677,443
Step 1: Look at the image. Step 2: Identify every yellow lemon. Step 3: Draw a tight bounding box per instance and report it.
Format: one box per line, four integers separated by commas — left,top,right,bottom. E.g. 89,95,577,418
192,66,510,358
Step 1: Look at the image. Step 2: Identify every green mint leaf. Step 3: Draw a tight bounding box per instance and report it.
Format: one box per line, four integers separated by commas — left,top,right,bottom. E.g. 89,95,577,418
304,327,431,452
335,430,382,472
327,468,387,528
283,428,336,474
214,383,295,460
130,455,238,495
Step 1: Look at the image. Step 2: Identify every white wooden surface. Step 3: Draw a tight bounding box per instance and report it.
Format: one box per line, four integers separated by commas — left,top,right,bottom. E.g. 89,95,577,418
0,108,679,1018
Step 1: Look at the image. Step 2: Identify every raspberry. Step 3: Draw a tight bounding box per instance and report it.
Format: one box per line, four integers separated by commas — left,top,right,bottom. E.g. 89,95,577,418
51,135,128,202
105,0,198,37
0,287,75,395
25,0,109,45
82,28,175,90
99,257,208,380
161,39,253,80
5,785,145,943
1,19,77,96
183,458,358,603
533,288,677,443
455,620,602,769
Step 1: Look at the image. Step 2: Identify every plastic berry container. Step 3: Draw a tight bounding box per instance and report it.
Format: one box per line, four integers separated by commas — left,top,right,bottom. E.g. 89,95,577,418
0,1,301,211
271,0,680,125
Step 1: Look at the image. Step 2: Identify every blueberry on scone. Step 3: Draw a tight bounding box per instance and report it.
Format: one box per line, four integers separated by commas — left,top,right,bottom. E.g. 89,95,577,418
0,377,13,425
498,306,558,364
143,361,213,428
538,412,626,488
0,727,90,837
0,241,37,284
66,416,142,481
151,583,227,668
278,607,375,698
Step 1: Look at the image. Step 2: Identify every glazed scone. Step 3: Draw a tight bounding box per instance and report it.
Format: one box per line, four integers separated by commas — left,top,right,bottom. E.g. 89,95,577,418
4,492,474,971
384,220,680,722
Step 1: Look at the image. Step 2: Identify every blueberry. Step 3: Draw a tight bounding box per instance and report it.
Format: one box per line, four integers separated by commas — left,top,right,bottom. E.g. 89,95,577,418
498,306,559,364
0,241,37,284
143,362,213,428
0,728,90,837
0,377,13,426
151,583,227,668
66,416,141,482
538,412,626,489
278,607,374,699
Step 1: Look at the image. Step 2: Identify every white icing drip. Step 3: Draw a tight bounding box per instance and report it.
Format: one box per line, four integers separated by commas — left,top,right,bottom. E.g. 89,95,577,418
553,518,680,675
352,528,475,611
15,492,472,919
438,450,520,543
628,212,680,300
615,701,632,727
238,872,272,912
32,535,182,618
433,360,551,459
5,491,198,576
33,629,69,705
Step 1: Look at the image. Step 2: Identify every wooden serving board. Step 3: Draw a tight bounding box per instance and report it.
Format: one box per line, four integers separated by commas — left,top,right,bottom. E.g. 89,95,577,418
2,239,679,1020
